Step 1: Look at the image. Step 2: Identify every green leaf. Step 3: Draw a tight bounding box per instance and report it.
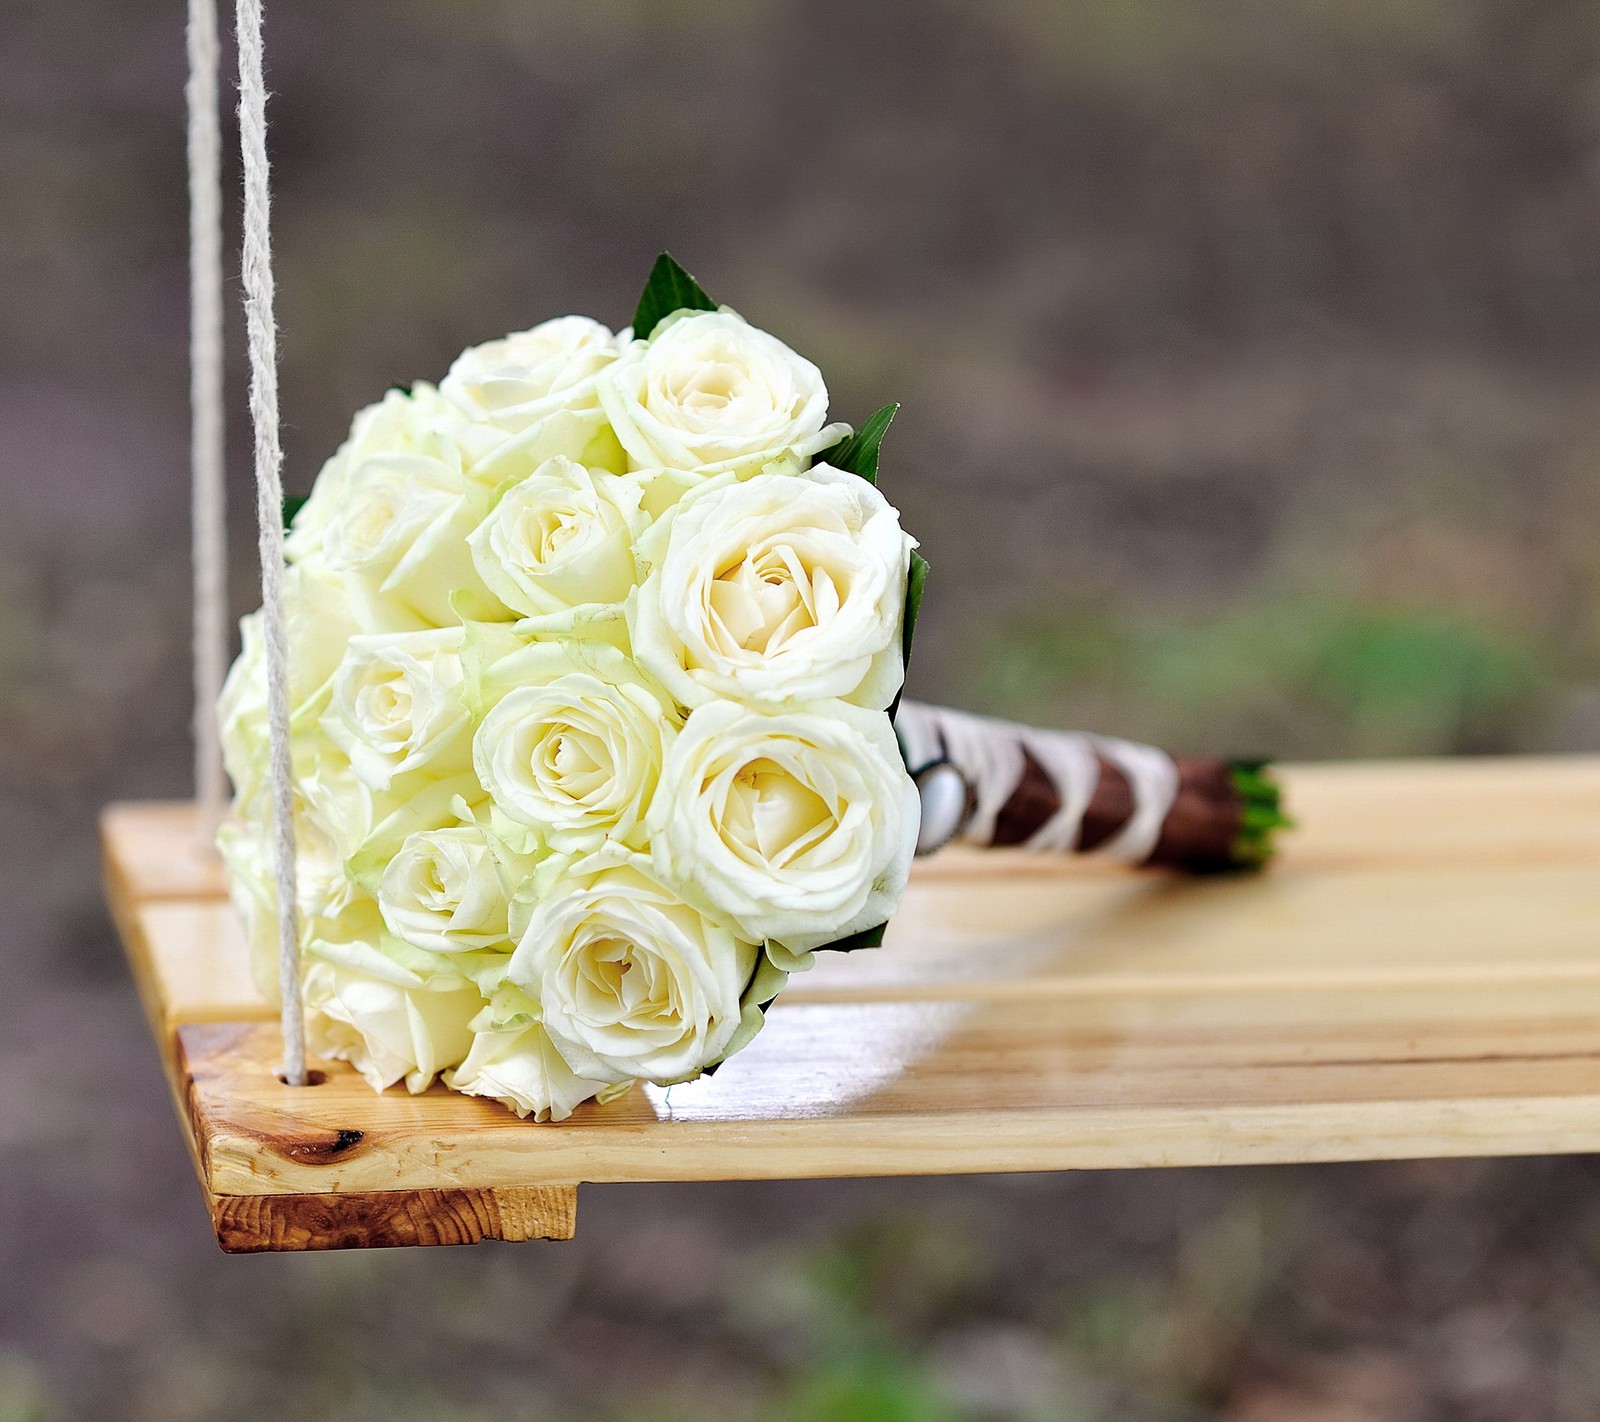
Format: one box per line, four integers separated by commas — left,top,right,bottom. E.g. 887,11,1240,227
631,252,716,341
818,403,898,485
902,550,928,667
814,922,886,954
282,492,309,530
1228,760,1293,869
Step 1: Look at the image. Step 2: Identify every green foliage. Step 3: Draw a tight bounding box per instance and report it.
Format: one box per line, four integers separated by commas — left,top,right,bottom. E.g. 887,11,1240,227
776,1350,965,1422
1229,762,1292,868
736,1212,996,1422
282,492,309,530
815,922,886,954
631,251,716,340
970,594,1551,760
820,403,898,485
902,551,929,669
0,1349,56,1422
819,402,923,690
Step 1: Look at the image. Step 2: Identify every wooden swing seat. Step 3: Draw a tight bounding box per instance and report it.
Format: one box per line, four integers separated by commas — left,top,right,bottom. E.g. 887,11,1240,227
103,756,1600,1252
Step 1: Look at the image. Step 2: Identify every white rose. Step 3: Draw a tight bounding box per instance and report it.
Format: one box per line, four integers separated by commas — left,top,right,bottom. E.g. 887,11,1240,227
220,564,417,810
287,383,494,567
217,753,383,1001
598,309,844,472
470,638,678,852
289,383,511,627
631,466,913,710
509,861,758,1085
316,452,493,627
442,316,619,433
446,1022,611,1122
648,699,919,952
467,455,645,622
217,613,272,811
217,815,299,1003
324,629,473,793
303,946,482,1093
291,752,383,921
378,823,515,954
286,385,430,562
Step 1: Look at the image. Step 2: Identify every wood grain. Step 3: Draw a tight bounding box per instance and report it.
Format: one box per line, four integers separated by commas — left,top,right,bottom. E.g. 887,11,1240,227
102,756,1600,1248
210,1186,576,1252
102,801,229,901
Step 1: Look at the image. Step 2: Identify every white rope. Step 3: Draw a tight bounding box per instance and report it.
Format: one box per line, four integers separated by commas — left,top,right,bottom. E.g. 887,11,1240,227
896,701,1180,862
235,0,306,1085
188,0,228,840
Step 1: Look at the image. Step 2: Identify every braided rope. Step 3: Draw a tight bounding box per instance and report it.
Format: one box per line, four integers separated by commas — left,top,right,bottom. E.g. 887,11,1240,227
235,0,306,1085
187,0,228,838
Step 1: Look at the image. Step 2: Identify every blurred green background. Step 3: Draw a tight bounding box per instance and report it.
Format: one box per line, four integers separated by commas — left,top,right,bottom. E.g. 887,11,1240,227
5,1,1600,1418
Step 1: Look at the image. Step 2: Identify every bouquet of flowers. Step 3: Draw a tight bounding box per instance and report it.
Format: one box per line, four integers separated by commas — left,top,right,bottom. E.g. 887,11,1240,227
218,254,1286,1121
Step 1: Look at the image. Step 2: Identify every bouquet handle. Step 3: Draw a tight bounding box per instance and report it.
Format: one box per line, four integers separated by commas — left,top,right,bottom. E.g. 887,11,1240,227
897,702,1288,873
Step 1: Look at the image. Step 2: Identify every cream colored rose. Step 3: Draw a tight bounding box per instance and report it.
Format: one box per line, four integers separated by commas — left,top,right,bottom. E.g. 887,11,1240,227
648,699,919,952
286,384,498,595
217,613,272,811
324,629,473,793
219,565,416,810
599,309,844,472
315,450,493,627
378,823,514,954
288,384,443,562
508,861,758,1085
471,639,678,851
446,1022,611,1122
631,466,913,710
303,943,482,1093
217,751,384,1001
217,815,300,1003
467,455,645,622
442,316,618,433
289,382,511,626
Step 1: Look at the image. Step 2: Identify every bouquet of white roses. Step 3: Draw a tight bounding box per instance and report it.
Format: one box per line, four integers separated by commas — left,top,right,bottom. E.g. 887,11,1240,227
219,253,1289,1121
218,255,928,1119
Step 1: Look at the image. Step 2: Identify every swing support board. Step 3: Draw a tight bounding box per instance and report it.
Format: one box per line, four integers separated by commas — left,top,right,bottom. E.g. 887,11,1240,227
104,757,1600,1252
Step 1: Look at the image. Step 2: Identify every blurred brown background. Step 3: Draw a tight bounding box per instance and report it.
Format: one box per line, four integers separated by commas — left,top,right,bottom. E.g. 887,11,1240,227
6,2,1600,1418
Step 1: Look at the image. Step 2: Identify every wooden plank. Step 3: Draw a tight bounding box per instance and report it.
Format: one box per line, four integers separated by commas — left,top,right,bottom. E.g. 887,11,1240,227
101,801,228,901
101,755,1600,1248
102,810,580,1250
110,813,1600,1010
181,976,1600,1195
209,1185,576,1252
124,900,273,1034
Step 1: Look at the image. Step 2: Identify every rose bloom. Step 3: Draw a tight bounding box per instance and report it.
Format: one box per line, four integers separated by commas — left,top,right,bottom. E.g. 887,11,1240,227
219,565,421,808
648,699,920,952
441,316,618,433
446,1021,611,1122
220,746,375,923
599,309,844,472
508,860,758,1085
315,456,490,628
467,455,645,622
471,639,678,852
303,945,483,1093
631,465,913,710
378,823,515,954
285,384,511,626
324,629,473,793
285,385,472,562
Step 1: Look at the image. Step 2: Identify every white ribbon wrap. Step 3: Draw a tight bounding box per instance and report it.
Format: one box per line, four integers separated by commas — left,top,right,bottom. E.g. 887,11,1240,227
895,701,1180,863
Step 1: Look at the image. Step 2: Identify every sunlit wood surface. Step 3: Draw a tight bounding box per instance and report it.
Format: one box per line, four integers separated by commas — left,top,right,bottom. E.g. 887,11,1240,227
102,757,1600,1251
